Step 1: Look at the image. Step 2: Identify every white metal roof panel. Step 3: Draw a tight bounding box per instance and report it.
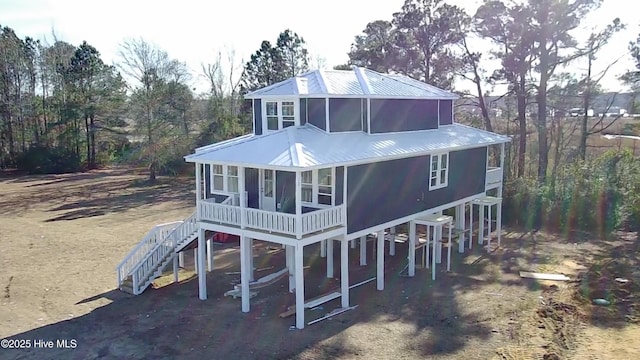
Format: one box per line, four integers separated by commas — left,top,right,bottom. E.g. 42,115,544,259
185,124,510,169
244,67,458,99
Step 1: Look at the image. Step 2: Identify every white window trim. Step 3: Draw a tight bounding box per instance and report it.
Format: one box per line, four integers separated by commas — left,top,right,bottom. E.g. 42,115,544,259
429,153,449,191
262,98,299,132
210,164,240,195
300,168,335,208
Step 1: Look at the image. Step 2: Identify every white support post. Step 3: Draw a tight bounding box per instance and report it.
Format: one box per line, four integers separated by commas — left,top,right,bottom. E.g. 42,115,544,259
197,228,207,300
295,244,305,329
487,205,493,251
249,237,254,282
497,201,502,247
340,238,349,308
431,227,437,281
295,171,302,239
350,239,355,249
320,240,326,258
359,236,367,266
326,238,334,278
194,248,198,274
376,230,384,291
240,235,250,312
469,203,474,250
408,220,416,277
195,163,202,212
479,205,485,245
389,226,396,256
498,143,505,198
173,255,179,283
436,211,443,263
239,166,246,229
286,245,294,292
206,238,213,272
456,204,464,253
426,225,430,269
447,222,452,272
178,251,184,267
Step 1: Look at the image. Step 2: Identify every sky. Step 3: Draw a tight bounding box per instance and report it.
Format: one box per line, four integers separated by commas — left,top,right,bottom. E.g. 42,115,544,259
1,0,638,95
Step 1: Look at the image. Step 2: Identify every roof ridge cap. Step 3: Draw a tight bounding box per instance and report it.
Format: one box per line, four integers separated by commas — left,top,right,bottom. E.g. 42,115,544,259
316,69,330,93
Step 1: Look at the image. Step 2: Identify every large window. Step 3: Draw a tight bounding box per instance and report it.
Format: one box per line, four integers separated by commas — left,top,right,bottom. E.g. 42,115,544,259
301,171,313,202
211,165,240,194
212,165,224,191
301,168,334,206
429,153,449,190
265,100,297,131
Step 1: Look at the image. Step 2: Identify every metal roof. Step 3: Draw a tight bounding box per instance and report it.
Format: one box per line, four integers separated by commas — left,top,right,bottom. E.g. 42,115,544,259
184,124,510,169
244,67,458,100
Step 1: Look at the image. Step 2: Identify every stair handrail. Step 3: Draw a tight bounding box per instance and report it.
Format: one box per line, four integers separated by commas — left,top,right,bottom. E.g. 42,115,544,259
127,211,198,294
116,220,183,287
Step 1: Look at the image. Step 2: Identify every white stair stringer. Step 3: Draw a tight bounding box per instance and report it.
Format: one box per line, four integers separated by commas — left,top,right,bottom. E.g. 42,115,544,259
117,212,198,295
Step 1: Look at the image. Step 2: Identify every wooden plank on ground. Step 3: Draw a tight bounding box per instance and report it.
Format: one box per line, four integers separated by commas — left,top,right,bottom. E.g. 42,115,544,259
519,271,570,281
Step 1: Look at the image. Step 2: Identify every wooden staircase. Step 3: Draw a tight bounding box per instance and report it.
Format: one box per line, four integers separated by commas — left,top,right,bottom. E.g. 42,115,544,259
116,212,198,295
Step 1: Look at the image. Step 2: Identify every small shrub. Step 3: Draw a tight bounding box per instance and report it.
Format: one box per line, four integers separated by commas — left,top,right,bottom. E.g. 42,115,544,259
16,146,83,174
503,149,640,235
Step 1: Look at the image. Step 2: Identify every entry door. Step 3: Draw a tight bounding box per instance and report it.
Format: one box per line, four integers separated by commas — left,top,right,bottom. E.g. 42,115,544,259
261,169,276,211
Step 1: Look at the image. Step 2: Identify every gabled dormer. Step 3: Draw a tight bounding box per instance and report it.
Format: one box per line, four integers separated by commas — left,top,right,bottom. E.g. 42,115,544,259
244,67,459,136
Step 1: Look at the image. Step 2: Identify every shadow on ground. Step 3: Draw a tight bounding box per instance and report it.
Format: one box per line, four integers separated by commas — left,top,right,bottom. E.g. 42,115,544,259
2,228,604,360
0,167,194,220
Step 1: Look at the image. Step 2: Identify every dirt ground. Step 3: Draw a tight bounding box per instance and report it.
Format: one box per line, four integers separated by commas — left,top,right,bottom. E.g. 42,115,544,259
1,167,639,360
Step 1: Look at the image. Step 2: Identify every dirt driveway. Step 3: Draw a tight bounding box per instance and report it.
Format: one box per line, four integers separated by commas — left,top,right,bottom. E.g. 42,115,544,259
0,168,638,359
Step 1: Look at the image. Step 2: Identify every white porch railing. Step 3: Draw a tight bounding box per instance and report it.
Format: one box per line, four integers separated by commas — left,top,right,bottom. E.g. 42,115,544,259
486,167,503,189
245,208,297,235
198,202,345,237
301,205,345,234
199,200,241,226
116,221,182,288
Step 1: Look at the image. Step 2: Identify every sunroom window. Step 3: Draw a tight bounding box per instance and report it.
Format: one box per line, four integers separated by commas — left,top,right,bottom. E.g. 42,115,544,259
301,171,313,202
318,168,332,205
266,102,278,130
212,165,224,191
227,166,239,193
282,101,295,128
264,100,297,130
301,168,334,206
429,153,448,190
211,165,239,194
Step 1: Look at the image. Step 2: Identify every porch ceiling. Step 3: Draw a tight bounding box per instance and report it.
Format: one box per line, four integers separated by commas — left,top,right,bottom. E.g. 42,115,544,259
184,124,511,169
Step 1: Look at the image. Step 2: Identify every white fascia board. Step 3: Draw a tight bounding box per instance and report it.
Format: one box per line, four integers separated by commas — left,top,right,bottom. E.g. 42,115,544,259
252,94,458,100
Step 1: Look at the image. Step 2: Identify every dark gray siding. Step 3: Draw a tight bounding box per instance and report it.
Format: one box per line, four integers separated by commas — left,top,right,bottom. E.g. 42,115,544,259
276,171,296,214
335,166,344,205
300,98,307,125
245,168,259,208
329,98,362,132
439,100,453,125
346,147,487,233
307,98,326,130
253,99,262,135
204,164,211,197
370,99,439,133
362,100,368,132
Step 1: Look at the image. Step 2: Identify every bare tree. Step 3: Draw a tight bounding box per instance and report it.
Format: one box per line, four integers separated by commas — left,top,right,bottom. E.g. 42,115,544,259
118,38,190,182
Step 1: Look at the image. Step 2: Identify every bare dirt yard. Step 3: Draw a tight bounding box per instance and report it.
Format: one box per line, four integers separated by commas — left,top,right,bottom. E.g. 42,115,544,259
1,167,639,359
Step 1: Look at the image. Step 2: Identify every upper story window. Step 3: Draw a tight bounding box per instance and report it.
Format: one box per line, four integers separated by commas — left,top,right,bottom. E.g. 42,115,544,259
429,153,448,190
265,100,297,131
301,168,334,207
211,165,239,194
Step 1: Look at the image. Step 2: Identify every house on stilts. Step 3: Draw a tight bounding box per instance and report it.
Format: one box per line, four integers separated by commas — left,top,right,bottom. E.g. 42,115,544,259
116,67,511,329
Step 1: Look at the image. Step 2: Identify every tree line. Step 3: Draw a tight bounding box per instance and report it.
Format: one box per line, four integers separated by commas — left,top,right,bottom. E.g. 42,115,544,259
2,0,640,186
